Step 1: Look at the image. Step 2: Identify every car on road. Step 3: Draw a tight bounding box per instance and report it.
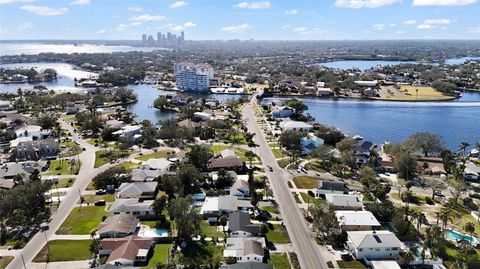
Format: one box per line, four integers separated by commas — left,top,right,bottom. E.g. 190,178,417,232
268,166,273,172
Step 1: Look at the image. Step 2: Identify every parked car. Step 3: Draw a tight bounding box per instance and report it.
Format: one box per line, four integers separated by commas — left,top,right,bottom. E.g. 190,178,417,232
94,200,106,206
340,251,353,261
95,189,106,195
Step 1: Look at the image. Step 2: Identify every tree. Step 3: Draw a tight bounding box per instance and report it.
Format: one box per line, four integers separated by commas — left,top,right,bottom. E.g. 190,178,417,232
177,163,202,195
284,98,308,114
140,120,159,149
424,178,446,200
423,225,444,260
89,239,99,255
411,211,428,232
365,200,395,222
219,215,228,235
216,169,234,189
37,113,59,130
459,141,470,157
153,96,171,110
449,178,468,205
244,151,256,167
394,150,417,180
92,165,129,190
335,137,356,153
187,144,213,172
152,195,167,217
278,130,303,152
405,132,444,157
310,203,340,243
310,144,334,161
464,222,475,237
168,196,200,243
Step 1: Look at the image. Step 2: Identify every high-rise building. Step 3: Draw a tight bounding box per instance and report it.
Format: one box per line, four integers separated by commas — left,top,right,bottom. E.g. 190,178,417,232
174,62,214,92
181,31,185,42
142,34,147,43
157,32,162,44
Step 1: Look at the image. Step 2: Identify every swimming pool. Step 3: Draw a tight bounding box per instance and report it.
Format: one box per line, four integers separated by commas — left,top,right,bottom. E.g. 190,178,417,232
137,226,168,238
444,229,478,246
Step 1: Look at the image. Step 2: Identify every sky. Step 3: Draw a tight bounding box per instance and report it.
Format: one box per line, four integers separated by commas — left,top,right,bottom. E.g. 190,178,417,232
0,0,479,40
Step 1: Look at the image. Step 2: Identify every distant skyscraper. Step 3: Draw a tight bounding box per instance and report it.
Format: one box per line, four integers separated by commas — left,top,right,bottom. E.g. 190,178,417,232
181,31,185,42
157,32,162,44
142,34,147,43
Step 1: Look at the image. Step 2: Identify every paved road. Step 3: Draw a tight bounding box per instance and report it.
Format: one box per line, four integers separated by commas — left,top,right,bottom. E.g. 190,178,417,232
242,95,328,269
6,119,114,269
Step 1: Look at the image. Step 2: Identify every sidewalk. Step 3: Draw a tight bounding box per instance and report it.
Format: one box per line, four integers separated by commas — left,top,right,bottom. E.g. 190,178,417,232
29,260,90,269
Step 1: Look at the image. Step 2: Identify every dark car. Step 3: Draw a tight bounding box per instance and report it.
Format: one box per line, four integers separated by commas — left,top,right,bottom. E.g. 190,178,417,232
470,193,480,199
269,166,273,172
307,190,315,197
94,200,106,206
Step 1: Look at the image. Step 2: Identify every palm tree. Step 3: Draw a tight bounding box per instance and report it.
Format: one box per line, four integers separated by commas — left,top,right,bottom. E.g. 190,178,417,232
459,141,470,157
412,212,428,233
439,207,454,229
464,222,475,237
424,225,444,261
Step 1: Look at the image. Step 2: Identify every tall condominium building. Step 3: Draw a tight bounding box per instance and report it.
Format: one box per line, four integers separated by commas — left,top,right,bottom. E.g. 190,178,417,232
142,34,147,43
174,62,214,92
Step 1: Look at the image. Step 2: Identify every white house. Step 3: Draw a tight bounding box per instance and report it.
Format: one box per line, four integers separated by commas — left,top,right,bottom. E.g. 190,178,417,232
200,195,253,217
300,133,324,154
325,194,364,210
15,125,50,140
112,125,142,138
271,106,294,118
223,237,266,263
109,199,154,217
279,121,313,132
141,158,173,172
347,230,402,260
336,211,381,231
317,87,333,96
464,161,480,181
230,179,250,198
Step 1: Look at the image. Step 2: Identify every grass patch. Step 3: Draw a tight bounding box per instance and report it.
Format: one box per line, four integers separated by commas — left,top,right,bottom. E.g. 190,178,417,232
57,206,107,235
278,158,291,168
136,150,173,161
300,192,315,204
337,260,367,268
82,194,115,204
143,244,171,268
266,224,291,244
271,148,284,158
0,256,13,269
261,206,280,214
52,177,75,188
374,86,455,101
268,253,291,269
173,242,223,266
86,181,96,191
33,240,92,262
200,221,225,238
304,161,328,173
293,176,319,189
45,159,80,175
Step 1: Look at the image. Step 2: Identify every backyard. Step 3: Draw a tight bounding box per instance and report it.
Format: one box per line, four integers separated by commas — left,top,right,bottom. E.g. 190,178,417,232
143,244,171,268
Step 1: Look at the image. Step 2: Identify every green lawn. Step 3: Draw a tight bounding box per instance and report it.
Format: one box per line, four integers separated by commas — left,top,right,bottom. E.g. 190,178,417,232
143,244,171,268
266,224,291,244
174,242,224,266
82,194,115,204
261,206,280,214
304,161,328,173
0,256,13,269
45,159,81,175
52,177,75,188
337,260,367,268
57,206,107,234
278,159,291,168
293,176,319,189
268,253,291,269
271,148,284,158
33,240,92,262
60,141,82,157
94,150,111,168
300,192,315,204
136,150,174,161
200,221,225,238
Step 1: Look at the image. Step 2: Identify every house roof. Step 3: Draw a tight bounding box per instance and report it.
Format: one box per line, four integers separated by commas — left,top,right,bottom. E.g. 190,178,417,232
211,156,245,169
118,182,158,197
348,230,401,249
279,121,313,130
178,119,202,129
220,149,236,158
336,211,380,227
325,194,363,208
465,162,480,175
318,181,347,192
143,158,172,171
243,240,263,256
355,141,374,152
97,215,138,235
131,169,161,182
220,262,273,269
99,235,153,263
225,237,266,252
201,195,252,214
109,199,153,213
228,211,262,234
230,179,249,195
0,180,14,189
209,170,238,181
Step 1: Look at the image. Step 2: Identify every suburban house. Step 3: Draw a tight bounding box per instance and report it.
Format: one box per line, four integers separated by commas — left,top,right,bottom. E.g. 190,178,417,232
317,87,333,96
99,236,154,266
353,140,374,166
97,215,139,238
223,237,266,263
131,169,162,182
336,211,381,231
117,182,158,199
112,125,142,139
0,100,12,111
141,158,173,172
465,161,480,181
346,230,402,260
65,102,83,114
300,133,324,154
271,106,294,118
416,157,446,175
200,195,253,217
209,170,238,182
109,199,155,217
210,156,246,171
13,140,59,161
316,181,348,197
279,121,313,132
0,161,49,182
230,179,250,198
220,262,273,269
15,124,51,140
228,211,262,238
178,119,202,130
325,194,364,210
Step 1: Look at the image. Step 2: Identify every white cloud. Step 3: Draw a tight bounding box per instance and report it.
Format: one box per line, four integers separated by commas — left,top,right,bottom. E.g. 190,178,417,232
281,25,290,29
221,23,252,33
16,22,32,30
396,30,406,34
116,24,128,31
285,9,298,15
413,0,477,6
234,1,271,9
424,19,452,25
96,29,106,34
128,6,143,12
293,26,324,35
388,23,397,27
70,0,89,5
469,25,480,33
131,14,167,22
159,21,196,32
170,1,189,9
20,5,68,16
373,23,386,30
0,0,34,4
334,0,400,8
417,24,432,29
403,19,417,24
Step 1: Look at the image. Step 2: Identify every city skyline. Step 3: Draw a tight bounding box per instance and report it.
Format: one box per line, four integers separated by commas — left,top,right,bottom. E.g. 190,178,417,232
0,0,480,40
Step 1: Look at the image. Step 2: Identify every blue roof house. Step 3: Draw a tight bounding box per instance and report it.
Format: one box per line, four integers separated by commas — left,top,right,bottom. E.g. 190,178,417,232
301,133,324,154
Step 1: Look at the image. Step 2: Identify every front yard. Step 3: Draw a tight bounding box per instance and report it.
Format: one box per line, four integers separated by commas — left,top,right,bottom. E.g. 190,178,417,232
136,150,174,161
0,256,13,269
293,176,320,189
268,253,291,269
45,159,81,175
33,240,92,262
266,224,291,244
57,206,107,234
